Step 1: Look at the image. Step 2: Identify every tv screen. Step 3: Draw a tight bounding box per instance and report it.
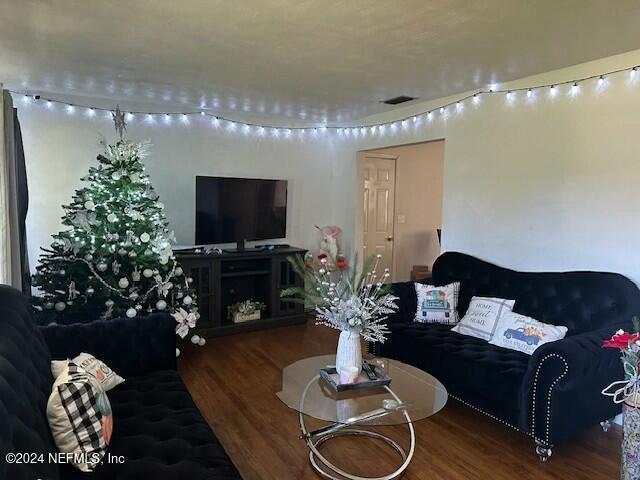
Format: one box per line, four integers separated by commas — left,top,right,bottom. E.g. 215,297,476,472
195,176,288,244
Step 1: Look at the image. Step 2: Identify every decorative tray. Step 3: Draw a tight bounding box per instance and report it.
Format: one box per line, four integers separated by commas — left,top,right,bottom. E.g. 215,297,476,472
319,362,391,392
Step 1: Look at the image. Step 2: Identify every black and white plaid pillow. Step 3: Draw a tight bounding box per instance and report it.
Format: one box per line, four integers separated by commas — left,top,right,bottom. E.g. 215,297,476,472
51,361,113,471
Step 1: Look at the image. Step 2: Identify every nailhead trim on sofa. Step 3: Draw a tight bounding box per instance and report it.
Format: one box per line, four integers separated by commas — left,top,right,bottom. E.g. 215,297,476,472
448,393,524,434
530,353,569,446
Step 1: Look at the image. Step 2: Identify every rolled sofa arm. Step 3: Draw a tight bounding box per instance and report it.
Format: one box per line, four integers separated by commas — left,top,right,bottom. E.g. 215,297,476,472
39,313,177,376
523,321,628,446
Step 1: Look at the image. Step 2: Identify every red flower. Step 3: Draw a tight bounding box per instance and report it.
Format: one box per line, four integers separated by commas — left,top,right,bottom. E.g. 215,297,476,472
603,330,639,350
304,262,313,270
336,260,348,269
318,254,327,260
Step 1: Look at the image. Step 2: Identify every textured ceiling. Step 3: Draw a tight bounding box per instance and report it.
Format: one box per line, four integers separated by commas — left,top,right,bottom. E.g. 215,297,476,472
1,0,640,124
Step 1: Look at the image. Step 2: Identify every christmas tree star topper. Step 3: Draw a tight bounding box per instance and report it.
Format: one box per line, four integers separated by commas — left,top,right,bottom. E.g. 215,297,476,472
112,105,127,140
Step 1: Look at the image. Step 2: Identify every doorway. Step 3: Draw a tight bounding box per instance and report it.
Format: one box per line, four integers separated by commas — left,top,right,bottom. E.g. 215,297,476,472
360,153,397,277
356,140,445,282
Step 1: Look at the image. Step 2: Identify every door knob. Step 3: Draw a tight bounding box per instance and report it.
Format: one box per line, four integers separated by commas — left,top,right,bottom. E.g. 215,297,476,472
387,236,393,241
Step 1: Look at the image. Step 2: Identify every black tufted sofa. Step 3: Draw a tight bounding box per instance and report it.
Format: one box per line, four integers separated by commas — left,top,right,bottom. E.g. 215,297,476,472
376,252,640,461
0,285,241,480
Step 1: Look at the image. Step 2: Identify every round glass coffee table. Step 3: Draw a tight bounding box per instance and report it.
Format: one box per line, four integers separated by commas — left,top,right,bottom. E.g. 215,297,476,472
276,354,448,480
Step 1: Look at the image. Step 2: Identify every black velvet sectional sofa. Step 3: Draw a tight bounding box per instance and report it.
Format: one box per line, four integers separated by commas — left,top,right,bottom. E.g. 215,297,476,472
0,285,240,480
376,252,640,461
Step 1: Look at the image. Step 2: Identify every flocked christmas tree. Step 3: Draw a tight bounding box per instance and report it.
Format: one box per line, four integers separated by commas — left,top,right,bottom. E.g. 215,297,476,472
32,107,203,352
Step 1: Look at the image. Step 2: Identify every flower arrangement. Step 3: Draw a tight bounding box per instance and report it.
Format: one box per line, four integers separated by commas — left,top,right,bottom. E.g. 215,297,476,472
227,300,266,320
282,252,399,344
602,317,640,405
602,317,640,480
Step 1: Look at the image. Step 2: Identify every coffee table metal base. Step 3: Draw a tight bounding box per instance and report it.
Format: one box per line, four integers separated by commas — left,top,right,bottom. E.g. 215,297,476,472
298,377,415,480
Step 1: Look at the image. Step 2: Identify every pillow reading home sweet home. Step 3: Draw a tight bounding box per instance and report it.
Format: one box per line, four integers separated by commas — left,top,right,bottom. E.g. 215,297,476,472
489,311,568,355
414,282,460,325
51,353,124,391
451,296,515,341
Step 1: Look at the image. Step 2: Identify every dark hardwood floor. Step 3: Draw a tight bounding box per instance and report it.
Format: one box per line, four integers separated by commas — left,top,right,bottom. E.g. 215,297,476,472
179,319,622,479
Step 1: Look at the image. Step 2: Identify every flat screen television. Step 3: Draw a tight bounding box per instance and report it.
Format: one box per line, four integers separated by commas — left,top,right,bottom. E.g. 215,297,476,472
195,176,288,248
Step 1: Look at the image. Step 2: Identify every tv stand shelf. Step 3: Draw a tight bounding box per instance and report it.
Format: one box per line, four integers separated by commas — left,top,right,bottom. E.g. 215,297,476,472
220,269,270,278
175,247,307,337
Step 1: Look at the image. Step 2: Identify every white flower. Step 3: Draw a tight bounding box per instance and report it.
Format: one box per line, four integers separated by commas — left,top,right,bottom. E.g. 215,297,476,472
173,308,198,338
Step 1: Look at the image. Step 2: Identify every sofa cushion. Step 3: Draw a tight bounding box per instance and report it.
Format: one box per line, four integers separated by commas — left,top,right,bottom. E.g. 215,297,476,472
383,322,530,429
60,369,240,479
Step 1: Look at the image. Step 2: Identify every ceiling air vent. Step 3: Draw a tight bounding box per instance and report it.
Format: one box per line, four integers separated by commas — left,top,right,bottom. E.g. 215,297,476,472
381,95,417,105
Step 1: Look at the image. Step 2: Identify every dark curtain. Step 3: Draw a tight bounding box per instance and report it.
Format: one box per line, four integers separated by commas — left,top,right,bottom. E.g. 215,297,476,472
12,108,30,294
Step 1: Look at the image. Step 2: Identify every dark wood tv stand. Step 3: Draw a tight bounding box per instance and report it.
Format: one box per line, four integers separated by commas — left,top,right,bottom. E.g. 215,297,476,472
175,247,307,337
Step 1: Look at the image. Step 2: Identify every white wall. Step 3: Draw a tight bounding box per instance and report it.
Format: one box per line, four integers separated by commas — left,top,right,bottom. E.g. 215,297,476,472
17,48,640,284
19,106,360,266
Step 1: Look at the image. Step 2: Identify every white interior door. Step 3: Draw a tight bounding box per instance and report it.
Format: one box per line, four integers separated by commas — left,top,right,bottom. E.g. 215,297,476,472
361,155,396,280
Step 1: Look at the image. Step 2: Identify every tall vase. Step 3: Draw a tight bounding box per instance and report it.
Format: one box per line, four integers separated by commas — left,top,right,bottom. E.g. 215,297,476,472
335,330,362,374
622,401,640,480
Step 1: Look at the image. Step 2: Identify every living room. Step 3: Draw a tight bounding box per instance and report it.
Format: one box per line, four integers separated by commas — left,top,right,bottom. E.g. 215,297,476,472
1,2,640,479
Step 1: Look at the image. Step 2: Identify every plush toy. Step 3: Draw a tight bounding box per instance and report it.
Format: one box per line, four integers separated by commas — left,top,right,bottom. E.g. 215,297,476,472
315,225,342,260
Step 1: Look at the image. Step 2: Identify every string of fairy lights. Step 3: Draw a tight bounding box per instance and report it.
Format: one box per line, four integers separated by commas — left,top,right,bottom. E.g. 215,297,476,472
11,64,639,136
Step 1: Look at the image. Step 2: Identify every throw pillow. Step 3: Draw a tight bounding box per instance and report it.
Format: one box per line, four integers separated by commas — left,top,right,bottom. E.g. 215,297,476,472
414,282,460,325
451,296,515,341
51,353,124,391
489,311,568,355
47,361,113,472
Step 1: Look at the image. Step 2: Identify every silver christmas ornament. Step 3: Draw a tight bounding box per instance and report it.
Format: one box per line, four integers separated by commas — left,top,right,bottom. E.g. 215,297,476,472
128,250,137,258
156,300,167,310
86,287,95,295
135,304,142,311
198,337,206,347
118,248,127,256
175,348,181,357
105,299,115,307
143,268,153,278
84,253,93,261
44,301,54,310
129,292,139,301
183,295,193,305
191,335,201,345
132,269,141,282
118,277,130,289
140,232,150,243
107,213,118,223
54,301,66,312
97,262,108,272
58,269,66,276
126,308,137,318
84,200,95,210
174,267,184,276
